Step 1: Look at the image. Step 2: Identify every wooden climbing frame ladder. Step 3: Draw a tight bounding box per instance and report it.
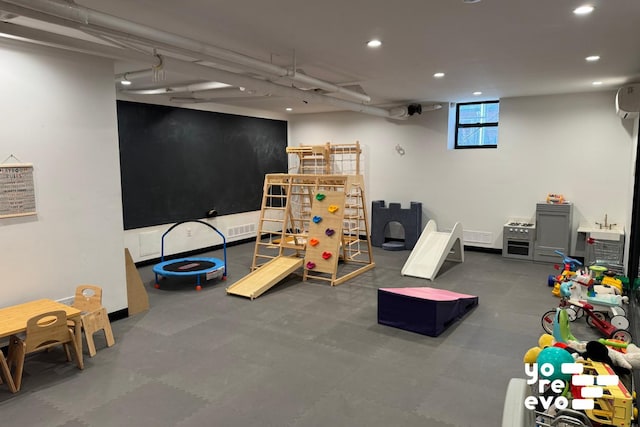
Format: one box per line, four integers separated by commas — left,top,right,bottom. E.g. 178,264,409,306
251,173,375,286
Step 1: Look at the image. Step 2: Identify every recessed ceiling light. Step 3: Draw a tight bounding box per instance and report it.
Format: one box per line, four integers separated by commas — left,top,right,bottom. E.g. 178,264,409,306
592,81,603,86
463,0,481,3
585,55,600,62
573,5,594,15
366,39,382,48
285,107,293,111
433,72,445,78
473,91,482,96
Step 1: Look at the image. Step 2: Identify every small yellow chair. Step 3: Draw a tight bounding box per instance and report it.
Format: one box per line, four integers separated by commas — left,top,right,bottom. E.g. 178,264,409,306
7,310,83,391
72,285,115,357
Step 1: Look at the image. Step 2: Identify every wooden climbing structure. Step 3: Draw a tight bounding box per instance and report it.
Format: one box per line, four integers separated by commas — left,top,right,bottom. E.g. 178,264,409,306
226,141,374,299
286,141,362,176
226,173,375,299
254,173,374,284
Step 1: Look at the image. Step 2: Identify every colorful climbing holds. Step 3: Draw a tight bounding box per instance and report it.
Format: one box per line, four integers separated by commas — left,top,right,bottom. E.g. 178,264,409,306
328,205,339,213
322,251,332,260
306,261,316,269
315,193,326,201
325,228,335,236
313,215,322,223
309,238,319,246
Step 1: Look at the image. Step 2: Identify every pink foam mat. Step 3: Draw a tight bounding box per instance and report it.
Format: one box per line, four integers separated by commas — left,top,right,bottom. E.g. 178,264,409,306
379,287,476,301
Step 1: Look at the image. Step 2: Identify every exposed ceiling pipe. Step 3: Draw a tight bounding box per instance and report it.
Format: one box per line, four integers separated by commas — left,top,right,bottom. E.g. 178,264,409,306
0,22,412,119
170,94,269,104
83,27,154,55
0,1,371,101
0,1,309,85
1,0,372,104
113,54,168,83
121,81,232,95
157,57,402,118
91,24,291,79
170,97,225,104
0,20,138,58
84,24,258,77
175,87,270,100
0,1,79,28
114,68,154,83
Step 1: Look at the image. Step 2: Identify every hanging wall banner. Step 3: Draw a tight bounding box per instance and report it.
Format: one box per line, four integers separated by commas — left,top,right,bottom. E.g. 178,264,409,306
0,163,36,218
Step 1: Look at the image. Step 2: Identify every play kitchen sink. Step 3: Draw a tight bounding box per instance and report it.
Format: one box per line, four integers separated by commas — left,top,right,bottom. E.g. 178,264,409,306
580,214,623,241
576,214,625,269
588,228,624,241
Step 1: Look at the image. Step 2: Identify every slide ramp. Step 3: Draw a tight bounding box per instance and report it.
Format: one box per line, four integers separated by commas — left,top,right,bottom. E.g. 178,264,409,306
401,220,464,280
226,256,303,300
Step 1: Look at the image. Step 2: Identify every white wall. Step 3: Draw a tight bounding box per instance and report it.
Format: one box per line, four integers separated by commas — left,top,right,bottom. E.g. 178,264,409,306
123,211,262,263
0,41,127,311
290,91,636,252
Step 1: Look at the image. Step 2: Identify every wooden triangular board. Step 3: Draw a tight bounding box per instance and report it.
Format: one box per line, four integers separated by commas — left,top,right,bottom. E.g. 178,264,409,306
125,248,149,315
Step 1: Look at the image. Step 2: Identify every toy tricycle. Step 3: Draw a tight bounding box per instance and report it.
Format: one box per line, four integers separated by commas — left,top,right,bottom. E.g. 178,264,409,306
541,297,632,343
549,250,582,297
569,267,629,327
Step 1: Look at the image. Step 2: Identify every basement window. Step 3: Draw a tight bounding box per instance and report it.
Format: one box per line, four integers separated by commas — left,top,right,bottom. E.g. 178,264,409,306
455,101,499,148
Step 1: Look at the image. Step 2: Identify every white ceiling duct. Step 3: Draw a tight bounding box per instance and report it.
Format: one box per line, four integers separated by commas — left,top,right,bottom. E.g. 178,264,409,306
0,0,372,104
155,56,412,118
170,95,269,104
114,69,154,83
0,21,422,119
120,81,231,94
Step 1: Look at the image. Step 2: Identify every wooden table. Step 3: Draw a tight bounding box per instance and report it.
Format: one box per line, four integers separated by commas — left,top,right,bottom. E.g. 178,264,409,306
0,299,84,366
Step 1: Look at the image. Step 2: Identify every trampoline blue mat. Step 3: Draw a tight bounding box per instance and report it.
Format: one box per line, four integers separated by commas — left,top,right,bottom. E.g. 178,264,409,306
153,257,225,277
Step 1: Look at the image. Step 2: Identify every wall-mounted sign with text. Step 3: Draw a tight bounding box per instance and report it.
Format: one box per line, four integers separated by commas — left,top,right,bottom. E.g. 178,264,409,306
0,163,36,218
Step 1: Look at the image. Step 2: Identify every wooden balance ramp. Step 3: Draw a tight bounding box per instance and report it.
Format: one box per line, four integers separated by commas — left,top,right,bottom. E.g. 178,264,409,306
226,256,304,300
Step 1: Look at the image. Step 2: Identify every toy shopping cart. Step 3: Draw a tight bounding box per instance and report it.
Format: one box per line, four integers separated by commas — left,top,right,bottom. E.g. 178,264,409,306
588,238,624,275
534,409,593,426
502,378,594,427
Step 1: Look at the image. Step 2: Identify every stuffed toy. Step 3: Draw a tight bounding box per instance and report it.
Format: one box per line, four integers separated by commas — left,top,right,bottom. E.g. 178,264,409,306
523,334,555,364
620,343,640,369
583,341,631,376
567,340,634,374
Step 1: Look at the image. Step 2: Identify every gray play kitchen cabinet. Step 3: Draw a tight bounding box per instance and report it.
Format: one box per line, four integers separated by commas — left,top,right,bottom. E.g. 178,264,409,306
533,202,573,263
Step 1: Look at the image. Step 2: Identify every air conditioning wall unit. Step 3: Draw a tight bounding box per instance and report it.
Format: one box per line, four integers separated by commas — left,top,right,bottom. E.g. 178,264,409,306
616,84,640,119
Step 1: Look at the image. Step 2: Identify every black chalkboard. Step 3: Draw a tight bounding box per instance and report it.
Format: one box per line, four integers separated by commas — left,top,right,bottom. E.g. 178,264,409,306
117,100,288,230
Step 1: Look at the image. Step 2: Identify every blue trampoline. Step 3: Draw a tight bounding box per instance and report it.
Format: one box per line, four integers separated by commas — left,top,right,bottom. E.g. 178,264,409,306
153,220,227,291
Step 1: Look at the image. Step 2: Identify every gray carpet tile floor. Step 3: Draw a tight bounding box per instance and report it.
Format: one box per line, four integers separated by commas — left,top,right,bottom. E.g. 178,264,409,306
0,242,604,426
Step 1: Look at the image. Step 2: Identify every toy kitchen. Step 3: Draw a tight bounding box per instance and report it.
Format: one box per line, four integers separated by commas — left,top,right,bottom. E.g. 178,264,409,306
502,219,536,260
502,198,624,267
503,197,574,262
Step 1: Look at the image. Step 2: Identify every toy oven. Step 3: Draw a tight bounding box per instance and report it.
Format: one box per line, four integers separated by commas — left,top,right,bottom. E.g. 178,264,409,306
502,221,536,260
